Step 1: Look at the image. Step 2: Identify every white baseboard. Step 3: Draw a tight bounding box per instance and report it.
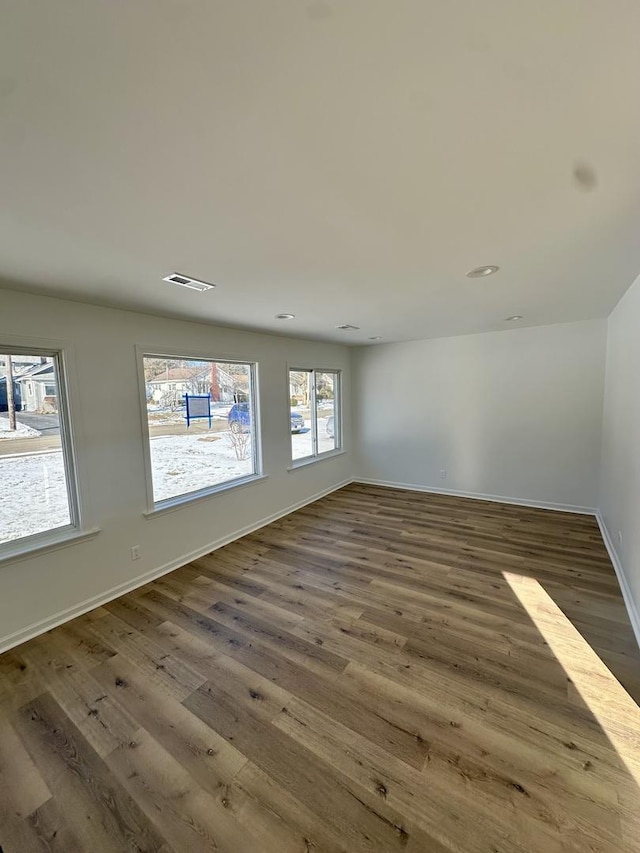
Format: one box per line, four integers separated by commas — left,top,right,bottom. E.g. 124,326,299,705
8,477,632,660
0,478,354,655
596,511,640,651
354,477,596,515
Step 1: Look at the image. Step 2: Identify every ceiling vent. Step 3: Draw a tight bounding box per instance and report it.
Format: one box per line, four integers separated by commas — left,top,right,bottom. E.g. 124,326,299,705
162,273,216,292
336,324,360,331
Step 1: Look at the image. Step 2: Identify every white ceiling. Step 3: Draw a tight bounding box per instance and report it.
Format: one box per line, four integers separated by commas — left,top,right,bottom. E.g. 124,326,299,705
2,1,640,344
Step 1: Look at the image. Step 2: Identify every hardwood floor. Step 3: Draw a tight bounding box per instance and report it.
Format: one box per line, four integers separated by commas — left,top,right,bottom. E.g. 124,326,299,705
1,483,639,852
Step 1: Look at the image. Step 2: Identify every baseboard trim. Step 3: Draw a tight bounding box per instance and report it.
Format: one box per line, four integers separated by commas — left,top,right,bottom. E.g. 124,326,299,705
354,478,596,515
0,478,354,655
596,511,640,651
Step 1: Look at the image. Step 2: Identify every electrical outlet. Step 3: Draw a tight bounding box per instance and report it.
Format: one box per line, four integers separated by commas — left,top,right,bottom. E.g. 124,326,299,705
440,469,447,479
130,545,141,561
617,531,623,546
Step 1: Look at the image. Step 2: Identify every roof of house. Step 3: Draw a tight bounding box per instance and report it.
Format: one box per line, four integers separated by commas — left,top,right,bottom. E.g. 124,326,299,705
146,365,242,387
146,367,209,384
15,363,55,381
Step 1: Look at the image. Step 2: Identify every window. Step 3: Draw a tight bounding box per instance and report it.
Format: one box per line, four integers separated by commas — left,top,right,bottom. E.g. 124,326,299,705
0,349,79,552
289,368,340,463
141,355,260,507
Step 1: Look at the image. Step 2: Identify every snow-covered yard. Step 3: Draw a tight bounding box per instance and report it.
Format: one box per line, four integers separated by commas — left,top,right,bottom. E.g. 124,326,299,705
0,418,338,544
0,432,256,542
292,416,335,460
0,417,40,440
149,432,254,502
0,452,70,543
147,403,232,427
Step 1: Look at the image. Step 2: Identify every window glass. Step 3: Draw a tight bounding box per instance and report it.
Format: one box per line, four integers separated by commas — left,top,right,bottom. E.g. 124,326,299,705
289,370,313,460
0,351,77,548
143,356,258,505
316,371,338,453
289,368,340,463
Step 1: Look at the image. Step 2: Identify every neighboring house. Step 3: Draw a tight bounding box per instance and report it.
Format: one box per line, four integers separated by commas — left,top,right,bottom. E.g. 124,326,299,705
15,362,57,412
289,371,310,405
0,354,40,380
146,364,241,406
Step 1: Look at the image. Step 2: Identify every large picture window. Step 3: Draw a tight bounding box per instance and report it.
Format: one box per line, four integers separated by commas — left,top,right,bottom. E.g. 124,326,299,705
289,368,340,463
141,354,259,507
0,348,79,552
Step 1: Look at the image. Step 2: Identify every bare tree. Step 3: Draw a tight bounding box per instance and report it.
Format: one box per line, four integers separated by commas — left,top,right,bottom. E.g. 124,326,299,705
228,428,251,461
3,355,16,431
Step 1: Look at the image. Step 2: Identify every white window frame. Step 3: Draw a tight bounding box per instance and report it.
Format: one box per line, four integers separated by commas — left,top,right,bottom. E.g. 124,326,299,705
0,343,87,562
137,347,264,514
288,367,342,467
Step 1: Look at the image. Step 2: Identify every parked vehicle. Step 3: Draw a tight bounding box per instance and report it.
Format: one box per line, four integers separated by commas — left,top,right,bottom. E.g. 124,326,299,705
290,411,305,433
228,403,305,434
326,415,335,438
0,377,23,413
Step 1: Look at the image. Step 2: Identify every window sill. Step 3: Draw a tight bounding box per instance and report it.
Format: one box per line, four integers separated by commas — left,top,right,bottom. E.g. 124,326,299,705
288,449,346,471
0,526,101,566
144,473,268,518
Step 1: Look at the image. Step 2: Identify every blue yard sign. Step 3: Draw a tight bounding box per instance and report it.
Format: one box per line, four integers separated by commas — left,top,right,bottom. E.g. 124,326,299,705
185,394,212,428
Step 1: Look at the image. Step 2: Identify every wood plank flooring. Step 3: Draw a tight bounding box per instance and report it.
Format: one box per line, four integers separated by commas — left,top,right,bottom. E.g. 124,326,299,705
1,483,639,852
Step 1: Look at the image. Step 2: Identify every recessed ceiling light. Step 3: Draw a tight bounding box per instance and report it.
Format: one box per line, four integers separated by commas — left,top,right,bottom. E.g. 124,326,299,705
368,336,382,340
505,315,523,321
275,313,296,320
336,324,360,331
162,273,215,292
466,265,499,278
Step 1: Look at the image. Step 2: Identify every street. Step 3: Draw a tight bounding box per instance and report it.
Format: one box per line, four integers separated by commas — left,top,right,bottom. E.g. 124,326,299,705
16,412,60,435
0,416,221,457
0,409,333,458
0,413,61,457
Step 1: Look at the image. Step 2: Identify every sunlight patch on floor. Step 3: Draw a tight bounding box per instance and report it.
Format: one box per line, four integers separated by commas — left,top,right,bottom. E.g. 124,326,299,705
503,571,640,785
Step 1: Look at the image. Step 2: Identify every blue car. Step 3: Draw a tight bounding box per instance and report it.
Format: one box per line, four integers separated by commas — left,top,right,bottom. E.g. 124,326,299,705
228,402,305,434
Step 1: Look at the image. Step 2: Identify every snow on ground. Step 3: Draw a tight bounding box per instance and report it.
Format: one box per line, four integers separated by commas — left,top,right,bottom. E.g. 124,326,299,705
292,416,335,460
0,417,40,439
0,452,70,543
150,432,254,502
147,404,232,426
146,410,186,426
0,417,338,544
0,434,253,542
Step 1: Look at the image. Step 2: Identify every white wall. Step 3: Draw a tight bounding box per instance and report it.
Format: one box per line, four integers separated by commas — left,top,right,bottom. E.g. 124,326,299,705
0,289,353,649
1,287,630,651
599,275,640,637
353,320,607,510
